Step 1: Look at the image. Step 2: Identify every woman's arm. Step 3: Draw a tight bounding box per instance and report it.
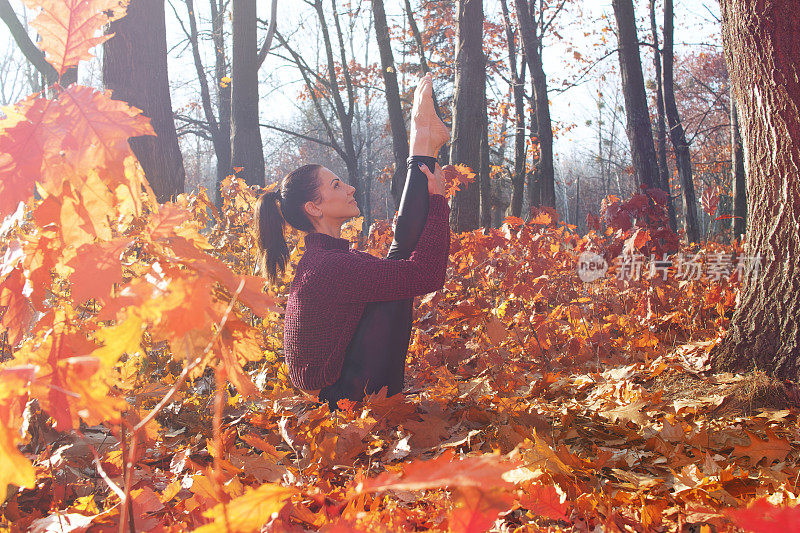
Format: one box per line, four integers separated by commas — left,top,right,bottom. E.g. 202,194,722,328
315,194,450,303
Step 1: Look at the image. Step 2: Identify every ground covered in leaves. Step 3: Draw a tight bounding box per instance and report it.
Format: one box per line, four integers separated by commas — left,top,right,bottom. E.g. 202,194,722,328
3,175,799,532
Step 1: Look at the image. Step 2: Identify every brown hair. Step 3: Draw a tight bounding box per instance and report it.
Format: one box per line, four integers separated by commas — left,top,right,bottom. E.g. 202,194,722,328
255,164,323,286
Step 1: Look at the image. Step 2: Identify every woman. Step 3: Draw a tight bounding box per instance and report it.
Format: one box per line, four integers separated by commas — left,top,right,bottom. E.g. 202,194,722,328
255,73,450,409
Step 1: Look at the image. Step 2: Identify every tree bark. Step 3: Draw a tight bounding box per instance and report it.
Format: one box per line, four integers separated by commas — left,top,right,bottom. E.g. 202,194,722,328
372,0,409,210
730,89,747,241
500,0,527,219
185,0,230,204
711,0,800,381
103,0,185,202
649,0,677,232
515,0,555,209
449,0,485,232
662,0,699,243
210,0,231,202
231,0,265,187
611,0,660,191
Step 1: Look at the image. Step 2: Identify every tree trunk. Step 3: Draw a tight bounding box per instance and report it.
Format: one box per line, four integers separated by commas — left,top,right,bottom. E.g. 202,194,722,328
649,0,678,233
103,0,185,202
662,0,699,243
515,0,555,209
711,0,800,381
730,90,747,241
185,0,230,205
500,0,527,219
372,0,409,210
449,0,484,232
210,0,232,203
230,0,264,187
611,0,660,191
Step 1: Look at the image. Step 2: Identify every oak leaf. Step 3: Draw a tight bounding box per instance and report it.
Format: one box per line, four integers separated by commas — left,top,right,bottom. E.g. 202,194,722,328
733,429,791,465
23,0,129,76
517,483,570,521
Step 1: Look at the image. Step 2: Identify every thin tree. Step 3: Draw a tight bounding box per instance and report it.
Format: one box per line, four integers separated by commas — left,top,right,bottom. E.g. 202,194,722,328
103,0,186,202
514,0,556,209
271,0,361,211
449,0,487,231
648,0,677,232
610,0,660,191
499,0,527,218
402,0,448,164
662,0,699,242
730,91,746,241
711,0,800,380
372,0,409,209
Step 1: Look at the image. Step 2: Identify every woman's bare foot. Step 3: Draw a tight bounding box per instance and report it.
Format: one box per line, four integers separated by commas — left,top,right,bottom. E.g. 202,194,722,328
410,73,450,157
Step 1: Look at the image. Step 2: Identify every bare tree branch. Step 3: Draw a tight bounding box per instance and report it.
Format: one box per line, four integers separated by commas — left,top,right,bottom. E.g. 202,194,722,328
256,0,278,68
0,0,58,85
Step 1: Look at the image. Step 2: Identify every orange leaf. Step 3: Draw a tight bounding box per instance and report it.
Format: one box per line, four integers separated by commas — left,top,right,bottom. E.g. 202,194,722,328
517,483,570,521
23,0,129,76
449,486,515,533
357,449,519,493
0,95,55,217
0,267,32,346
732,429,791,465
67,238,132,305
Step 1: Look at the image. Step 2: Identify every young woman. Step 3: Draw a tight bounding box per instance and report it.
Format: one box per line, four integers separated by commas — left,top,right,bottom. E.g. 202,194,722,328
255,73,450,409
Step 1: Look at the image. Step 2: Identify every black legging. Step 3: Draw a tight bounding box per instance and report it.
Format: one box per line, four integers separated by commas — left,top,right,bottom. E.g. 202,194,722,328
319,155,437,409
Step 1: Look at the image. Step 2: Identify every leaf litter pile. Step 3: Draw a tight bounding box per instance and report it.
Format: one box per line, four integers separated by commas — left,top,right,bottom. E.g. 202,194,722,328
1,0,800,531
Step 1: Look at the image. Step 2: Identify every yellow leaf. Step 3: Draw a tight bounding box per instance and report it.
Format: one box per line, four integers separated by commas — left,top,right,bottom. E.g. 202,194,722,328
194,483,295,533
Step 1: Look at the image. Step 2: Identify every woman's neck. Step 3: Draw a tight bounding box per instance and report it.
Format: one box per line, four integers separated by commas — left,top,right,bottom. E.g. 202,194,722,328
312,219,343,239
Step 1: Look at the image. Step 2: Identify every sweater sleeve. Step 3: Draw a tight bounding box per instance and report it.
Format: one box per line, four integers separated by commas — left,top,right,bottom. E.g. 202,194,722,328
316,194,450,303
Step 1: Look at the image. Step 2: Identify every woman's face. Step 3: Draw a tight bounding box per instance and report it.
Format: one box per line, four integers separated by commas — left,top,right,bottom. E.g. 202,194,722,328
305,166,360,223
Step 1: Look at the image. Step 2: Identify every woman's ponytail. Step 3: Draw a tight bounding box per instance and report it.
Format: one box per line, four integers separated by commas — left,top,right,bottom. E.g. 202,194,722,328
254,164,323,287
255,190,289,287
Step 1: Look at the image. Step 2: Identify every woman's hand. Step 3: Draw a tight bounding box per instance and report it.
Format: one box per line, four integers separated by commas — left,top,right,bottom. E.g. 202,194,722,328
418,161,446,197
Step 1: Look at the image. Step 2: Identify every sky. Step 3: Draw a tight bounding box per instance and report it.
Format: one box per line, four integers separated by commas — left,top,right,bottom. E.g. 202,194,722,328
1,0,722,182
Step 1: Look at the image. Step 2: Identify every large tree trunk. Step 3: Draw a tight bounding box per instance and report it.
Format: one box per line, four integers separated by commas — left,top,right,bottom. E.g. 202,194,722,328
449,0,485,232
730,90,747,241
649,0,678,232
372,0,409,210
230,0,264,187
711,0,800,381
103,0,185,202
611,0,660,191
515,0,555,209
662,0,699,243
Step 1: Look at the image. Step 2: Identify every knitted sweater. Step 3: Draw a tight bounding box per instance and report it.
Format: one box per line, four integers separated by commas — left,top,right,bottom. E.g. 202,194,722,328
283,193,451,390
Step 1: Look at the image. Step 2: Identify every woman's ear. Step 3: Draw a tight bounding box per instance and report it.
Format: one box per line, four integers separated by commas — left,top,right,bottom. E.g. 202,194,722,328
304,199,321,219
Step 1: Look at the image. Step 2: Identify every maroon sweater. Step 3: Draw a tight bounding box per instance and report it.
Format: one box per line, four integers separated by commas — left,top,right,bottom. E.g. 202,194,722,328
284,193,451,390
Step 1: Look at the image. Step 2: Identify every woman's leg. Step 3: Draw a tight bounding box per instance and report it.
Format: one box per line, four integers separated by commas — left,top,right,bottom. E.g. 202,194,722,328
318,155,434,410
